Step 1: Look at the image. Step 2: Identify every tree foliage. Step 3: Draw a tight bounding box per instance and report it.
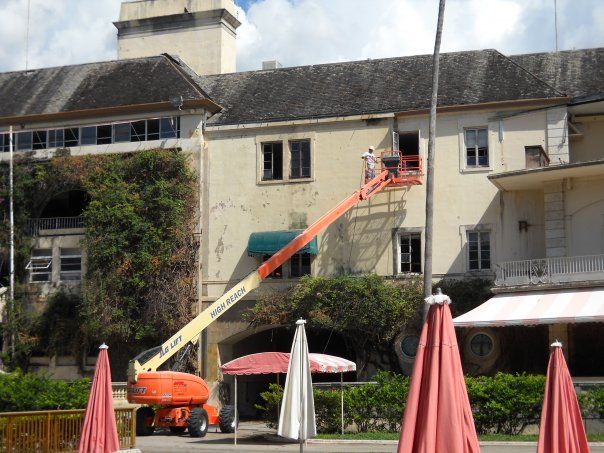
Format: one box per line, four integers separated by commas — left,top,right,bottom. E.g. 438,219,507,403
246,274,423,374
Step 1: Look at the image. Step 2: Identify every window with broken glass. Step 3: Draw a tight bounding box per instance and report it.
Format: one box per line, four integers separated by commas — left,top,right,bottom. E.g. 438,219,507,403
289,139,311,179
262,142,283,181
467,231,491,271
398,233,422,273
465,128,489,168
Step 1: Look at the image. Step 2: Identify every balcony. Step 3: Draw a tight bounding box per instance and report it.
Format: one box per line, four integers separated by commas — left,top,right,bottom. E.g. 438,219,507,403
26,216,84,235
495,254,604,289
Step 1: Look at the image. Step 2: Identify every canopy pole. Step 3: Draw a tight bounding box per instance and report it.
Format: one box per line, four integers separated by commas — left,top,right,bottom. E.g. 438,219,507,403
234,375,238,446
340,372,344,436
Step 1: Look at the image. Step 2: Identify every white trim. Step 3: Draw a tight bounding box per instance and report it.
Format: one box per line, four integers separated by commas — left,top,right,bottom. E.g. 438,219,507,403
457,117,494,173
393,227,423,276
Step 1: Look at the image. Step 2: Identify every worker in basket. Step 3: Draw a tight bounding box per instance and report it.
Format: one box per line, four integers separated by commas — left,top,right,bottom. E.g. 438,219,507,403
361,145,378,181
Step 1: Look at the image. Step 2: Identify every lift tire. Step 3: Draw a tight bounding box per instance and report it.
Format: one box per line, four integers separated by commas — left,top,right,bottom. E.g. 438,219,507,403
219,405,238,433
187,407,209,438
169,426,187,434
136,407,155,436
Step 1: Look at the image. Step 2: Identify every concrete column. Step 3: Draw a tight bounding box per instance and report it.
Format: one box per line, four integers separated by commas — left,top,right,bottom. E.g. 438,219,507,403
546,106,569,164
543,181,566,258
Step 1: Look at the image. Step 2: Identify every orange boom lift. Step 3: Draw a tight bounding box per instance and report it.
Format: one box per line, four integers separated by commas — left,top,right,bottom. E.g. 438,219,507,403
127,151,421,437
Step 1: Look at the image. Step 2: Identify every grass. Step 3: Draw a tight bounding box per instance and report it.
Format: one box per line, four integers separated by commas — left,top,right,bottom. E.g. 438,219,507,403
316,433,604,442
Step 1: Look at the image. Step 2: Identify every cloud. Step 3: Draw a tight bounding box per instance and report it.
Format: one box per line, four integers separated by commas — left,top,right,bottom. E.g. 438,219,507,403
0,0,603,74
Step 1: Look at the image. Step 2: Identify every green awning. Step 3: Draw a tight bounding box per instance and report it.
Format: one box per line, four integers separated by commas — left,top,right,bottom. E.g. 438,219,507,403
247,230,318,256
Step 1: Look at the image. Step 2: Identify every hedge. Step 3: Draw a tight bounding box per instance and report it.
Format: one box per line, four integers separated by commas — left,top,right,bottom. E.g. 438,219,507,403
0,370,90,412
256,372,603,435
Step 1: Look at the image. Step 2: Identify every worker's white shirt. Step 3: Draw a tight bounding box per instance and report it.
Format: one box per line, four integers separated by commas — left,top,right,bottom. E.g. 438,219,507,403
362,152,376,168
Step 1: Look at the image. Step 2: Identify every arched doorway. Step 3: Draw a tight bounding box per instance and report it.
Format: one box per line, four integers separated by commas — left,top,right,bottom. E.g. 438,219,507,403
219,326,356,418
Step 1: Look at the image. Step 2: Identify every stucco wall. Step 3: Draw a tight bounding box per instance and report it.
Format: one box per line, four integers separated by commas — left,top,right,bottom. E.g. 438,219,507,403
566,176,604,256
570,119,604,163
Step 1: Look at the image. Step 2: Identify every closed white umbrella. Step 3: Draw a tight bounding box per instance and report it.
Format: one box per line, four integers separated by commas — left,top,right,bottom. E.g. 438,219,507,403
278,319,316,452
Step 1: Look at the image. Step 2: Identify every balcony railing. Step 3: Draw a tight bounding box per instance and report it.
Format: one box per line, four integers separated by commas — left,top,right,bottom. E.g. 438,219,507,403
26,216,84,235
495,254,604,287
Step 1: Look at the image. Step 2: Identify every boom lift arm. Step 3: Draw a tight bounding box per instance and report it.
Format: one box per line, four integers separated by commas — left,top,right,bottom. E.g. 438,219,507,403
128,169,392,383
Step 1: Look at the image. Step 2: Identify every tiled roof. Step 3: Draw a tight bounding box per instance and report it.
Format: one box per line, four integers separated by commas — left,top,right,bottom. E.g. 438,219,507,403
198,49,565,126
510,47,604,99
0,55,216,121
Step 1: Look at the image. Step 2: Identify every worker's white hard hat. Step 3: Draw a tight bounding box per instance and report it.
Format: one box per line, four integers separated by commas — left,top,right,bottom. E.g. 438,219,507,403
368,146,375,151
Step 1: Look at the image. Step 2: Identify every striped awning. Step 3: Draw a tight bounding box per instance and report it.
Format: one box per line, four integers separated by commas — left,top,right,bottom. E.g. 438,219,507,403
453,288,604,327
220,352,356,375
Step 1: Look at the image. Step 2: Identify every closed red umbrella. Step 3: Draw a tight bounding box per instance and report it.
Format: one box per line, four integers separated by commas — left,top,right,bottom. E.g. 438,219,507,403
537,341,589,453
79,343,120,453
398,290,480,453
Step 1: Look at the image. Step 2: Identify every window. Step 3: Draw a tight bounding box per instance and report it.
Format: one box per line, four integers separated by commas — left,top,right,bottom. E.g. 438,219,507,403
290,139,311,179
96,125,112,145
48,129,64,148
26,249,53,282
0,133,11,152
16,132,32,151
81,126,96,145
262,255,282,279
467,231,490,270
160,117,180,139
290,254,311,278
465,128,488,167
32,131,47,150
398,233,421,273
147,119,160,140
262,142,283,180
470,333,494,357
401,335,419,358
60,248,82,281
113,123,131,143
64,128,79,147
131,120,146,142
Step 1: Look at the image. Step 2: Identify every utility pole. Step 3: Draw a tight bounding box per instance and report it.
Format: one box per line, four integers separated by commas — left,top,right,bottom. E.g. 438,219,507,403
423,0,446,309
554,0,559,51
9,126,15,356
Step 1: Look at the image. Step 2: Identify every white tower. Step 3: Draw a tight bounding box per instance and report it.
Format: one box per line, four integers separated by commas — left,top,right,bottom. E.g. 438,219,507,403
114,0,241,75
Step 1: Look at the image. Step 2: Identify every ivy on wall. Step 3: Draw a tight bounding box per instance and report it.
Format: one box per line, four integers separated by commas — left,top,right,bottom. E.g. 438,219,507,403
0,149,198,372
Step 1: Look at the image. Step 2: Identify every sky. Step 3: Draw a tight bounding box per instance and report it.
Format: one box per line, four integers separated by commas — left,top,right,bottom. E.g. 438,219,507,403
0,0,603,73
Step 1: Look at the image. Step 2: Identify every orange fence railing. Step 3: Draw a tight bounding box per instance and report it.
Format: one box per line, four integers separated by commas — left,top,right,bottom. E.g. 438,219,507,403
0,407,135,453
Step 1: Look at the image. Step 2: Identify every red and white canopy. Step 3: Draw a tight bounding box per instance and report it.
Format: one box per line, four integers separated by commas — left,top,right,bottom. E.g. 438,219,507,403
453,288,604,327
221,352,356,375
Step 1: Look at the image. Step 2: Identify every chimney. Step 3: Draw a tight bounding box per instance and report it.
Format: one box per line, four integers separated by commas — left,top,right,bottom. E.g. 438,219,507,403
114,0,241,76
262,60,283,70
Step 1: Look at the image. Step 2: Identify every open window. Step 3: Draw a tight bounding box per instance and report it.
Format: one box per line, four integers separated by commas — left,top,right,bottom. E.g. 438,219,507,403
262,255,283,279
398,131,420,168
398,232,422,274
290,253,311,278
262,142,283,181
26,249,53,282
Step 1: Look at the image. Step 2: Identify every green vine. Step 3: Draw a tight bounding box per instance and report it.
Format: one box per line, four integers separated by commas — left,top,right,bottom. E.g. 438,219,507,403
1,149,198,371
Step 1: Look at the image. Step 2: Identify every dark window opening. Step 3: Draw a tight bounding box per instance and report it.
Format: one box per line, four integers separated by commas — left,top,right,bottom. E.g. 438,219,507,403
64,128,79,147
147,119,160,140
290,253,311,277
40,190,90,218
131,120,146,142
398,131,419,157
399,233,421,273
290,139,311,179
96,125,112,145
262,142,283,180
16,132,32,151
262,255,282,279
0,133,11,152
60,248,82,281
32,131,47,150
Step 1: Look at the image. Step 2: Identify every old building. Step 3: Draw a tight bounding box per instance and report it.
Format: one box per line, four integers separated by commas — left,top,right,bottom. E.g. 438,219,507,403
0,1,602,409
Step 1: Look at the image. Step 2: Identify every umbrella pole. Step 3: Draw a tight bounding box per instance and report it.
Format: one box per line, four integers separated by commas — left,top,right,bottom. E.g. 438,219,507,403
340,372,344,436
234,375,238,446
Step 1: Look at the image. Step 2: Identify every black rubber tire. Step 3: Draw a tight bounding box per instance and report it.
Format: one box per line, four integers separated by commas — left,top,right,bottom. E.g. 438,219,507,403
136,406,155,436
219,405,238,433
169,426,187,434
187,407,209,438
